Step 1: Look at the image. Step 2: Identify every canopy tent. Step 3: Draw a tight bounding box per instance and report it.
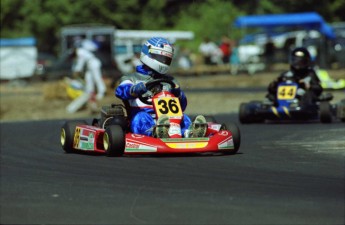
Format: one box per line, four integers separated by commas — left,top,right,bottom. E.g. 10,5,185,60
234,12,335,39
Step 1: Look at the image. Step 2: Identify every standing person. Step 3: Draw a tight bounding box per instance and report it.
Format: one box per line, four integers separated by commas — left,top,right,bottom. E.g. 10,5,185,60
219,35,232,64
230,40,240,75
198,37,221,65
66,40,106,113
266,47,322,106
115,37,207,138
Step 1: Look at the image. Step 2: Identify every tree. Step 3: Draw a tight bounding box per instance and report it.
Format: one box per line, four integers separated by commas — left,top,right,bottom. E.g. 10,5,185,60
172,0,243,51
1,0,344,54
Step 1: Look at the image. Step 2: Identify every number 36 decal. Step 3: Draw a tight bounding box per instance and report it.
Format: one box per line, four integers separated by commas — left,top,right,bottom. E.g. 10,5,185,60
153,97,183,117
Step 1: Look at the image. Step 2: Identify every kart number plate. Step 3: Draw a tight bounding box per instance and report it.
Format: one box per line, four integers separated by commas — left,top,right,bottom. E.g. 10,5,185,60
277,85,297,100
153,97,183,118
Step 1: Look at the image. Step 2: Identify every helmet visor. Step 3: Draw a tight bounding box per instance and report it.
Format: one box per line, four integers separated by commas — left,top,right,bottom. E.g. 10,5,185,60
150,53,172,66
291,56,309,70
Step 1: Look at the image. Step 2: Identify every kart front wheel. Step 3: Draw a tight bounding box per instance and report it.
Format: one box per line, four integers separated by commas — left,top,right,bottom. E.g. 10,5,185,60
103,125,125,157
239,102,264,123
61,120,87,153
320,101,332,123
221,122,241,154
239,103,260,123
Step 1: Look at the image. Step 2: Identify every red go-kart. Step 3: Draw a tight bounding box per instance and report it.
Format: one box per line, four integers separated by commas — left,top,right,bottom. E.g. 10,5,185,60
60,79,241,156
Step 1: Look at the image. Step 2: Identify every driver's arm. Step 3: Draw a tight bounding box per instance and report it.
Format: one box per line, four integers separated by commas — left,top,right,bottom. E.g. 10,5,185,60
116,73,148,99
115,82,134,100
179,91,188,111
116,80,148,100
116,82,148,100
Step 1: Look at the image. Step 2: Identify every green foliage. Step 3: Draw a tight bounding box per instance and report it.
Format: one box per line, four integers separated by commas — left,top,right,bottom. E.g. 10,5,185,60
1,0,344,54
140,0,169,29
173,0,243,51
258,0,283,14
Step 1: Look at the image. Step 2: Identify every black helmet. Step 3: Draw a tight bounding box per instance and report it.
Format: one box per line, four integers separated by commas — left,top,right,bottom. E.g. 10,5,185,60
289,47,312,72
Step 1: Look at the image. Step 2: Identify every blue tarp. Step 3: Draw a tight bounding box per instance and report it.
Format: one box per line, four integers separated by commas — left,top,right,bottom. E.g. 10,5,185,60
0,37,36,46
234,12,335,39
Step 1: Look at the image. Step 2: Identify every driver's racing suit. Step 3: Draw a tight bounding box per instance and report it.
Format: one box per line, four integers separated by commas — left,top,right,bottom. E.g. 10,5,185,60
115,65,192,136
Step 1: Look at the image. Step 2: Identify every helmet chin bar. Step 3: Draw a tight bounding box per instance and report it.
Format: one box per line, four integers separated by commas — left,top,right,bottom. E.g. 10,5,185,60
140,55,170,74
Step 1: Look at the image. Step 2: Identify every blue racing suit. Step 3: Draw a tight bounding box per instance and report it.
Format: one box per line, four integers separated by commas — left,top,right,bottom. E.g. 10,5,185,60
115,65,192,136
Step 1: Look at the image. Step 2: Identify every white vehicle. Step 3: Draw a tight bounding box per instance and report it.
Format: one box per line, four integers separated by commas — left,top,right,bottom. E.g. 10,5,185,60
0,37,37,80
237,44,265,75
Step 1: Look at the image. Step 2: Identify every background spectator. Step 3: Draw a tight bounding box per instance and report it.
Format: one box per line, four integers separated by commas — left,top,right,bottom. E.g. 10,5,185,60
66,39,106,113
219,35,232,64
230,40,240,75
198,37,221,65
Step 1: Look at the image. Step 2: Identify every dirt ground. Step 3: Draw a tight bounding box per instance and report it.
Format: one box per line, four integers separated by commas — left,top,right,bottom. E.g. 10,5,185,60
0,69,344,122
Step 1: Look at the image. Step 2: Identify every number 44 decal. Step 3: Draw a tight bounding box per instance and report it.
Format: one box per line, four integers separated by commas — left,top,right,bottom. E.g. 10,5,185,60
277,86,297,100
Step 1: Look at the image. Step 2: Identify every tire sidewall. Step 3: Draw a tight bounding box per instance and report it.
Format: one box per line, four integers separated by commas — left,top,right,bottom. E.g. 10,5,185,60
320,101,332,123
104,125,125,157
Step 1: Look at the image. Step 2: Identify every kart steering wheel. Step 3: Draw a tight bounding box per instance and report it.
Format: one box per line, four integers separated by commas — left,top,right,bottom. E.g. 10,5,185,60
139,78,176,105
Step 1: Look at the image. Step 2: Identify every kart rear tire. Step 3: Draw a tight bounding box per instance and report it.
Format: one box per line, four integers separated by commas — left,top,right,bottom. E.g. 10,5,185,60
337,99,345,122
222,122,241,154
61,120,87,153
103,125,125,157
320,101,332,123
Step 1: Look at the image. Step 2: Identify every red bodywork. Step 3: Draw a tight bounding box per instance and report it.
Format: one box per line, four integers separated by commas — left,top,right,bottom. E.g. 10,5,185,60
73,124,236,155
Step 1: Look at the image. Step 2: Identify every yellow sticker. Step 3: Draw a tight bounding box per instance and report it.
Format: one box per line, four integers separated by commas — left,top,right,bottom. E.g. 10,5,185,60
166,142,208,149
277,85,297,100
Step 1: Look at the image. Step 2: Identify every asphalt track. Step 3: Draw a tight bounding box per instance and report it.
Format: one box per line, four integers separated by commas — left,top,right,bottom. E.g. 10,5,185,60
1,115,344,225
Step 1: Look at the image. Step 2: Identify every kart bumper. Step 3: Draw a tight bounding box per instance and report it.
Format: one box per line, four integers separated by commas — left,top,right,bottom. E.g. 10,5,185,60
124,131,236,154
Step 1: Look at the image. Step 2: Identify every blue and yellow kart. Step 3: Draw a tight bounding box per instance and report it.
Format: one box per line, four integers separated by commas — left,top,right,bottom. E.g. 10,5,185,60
239,81,335,123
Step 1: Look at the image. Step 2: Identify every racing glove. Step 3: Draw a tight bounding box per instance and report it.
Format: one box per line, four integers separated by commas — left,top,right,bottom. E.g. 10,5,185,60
130,82,147,97
171,85,181,97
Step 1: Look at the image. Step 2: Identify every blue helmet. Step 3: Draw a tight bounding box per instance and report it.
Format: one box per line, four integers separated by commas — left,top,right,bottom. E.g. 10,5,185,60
140,37,174,74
